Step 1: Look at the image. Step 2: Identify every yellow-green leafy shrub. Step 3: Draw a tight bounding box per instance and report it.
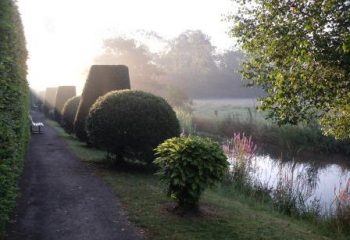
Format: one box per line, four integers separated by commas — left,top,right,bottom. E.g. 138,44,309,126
154,136,228,210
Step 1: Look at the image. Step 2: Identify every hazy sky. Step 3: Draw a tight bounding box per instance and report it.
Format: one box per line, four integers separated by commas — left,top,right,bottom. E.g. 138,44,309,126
17,0,236,93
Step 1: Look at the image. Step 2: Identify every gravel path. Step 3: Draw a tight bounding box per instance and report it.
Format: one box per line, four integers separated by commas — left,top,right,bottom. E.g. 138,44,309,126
5,111,141,240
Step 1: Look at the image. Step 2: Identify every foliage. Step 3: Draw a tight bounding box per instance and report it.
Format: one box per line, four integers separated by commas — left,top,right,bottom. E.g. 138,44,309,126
230,0,350,139
321,104,350,140
225,133,322,219
333,178,350,233
192,101,350,156
0,0,29,235
61,96,81,134
54,86,76,122
54,121,348,239
95,37,162,94
224,132,257,186
174,107,194,135
86,90,180,164
96,31,262,99
157,30,222,98
74,65,130,142
49,115,349,239
164,86,192,112
154,136,228,210
270,164,321,219
160,30,217,75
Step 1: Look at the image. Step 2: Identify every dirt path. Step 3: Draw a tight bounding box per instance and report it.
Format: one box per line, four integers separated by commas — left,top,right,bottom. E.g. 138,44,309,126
5,111,141,240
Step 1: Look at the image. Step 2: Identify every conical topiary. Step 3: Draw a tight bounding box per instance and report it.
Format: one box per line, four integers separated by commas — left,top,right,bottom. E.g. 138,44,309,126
54,86,76,122
74,65,130,142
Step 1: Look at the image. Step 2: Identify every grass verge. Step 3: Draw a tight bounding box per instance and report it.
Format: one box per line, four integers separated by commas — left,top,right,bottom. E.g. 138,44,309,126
48,120,348,240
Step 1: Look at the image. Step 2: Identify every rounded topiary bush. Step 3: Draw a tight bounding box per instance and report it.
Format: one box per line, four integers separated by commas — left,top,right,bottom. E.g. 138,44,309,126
154,136,228,211
86,90,180,164
61,96,81,134
74,65,130,142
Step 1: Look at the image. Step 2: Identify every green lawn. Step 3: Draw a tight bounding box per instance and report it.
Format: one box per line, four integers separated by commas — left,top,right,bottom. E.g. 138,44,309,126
49,120,347,240
192,99,267,122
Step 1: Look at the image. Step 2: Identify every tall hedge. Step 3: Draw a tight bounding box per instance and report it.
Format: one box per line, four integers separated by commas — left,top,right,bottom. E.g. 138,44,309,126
0,0,29,235
74,65,130,141
43,87,57,118
54,86,76,122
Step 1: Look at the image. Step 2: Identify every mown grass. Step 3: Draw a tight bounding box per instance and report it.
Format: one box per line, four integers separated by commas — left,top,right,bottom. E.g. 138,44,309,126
48,120,349,240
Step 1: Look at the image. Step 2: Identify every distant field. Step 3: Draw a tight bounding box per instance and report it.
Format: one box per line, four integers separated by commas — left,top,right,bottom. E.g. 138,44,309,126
193,98,259,107
192,98,267,122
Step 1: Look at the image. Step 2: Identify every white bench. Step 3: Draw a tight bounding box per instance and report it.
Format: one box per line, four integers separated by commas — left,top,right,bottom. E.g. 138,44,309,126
29,115,44,134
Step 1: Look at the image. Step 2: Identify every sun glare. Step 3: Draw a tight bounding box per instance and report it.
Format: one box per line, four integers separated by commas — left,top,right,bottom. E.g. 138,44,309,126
16,0,235,93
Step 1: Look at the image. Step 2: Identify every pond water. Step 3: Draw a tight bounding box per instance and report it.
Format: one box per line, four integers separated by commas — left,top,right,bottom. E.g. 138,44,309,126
230,154,350,214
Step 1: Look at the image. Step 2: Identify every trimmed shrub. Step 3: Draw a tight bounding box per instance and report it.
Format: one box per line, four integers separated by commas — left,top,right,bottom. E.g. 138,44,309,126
154,136,228,211
74,65,130,142
54,86,76,122
86,90,180,164
43,87,58,118
0,0,29,235
61,96,81,134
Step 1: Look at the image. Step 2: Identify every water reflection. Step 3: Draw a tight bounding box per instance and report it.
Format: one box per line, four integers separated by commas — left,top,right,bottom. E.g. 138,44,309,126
232,154,350,214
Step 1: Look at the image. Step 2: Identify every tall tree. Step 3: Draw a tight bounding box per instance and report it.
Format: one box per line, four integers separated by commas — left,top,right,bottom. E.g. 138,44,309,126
95,37,162,93
217,50,265,98
217,50,244,74
157,30,220,97
230,0,350,139
159,30,218,75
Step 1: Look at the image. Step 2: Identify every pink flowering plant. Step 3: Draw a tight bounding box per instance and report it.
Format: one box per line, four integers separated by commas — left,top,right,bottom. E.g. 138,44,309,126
224,132,257,185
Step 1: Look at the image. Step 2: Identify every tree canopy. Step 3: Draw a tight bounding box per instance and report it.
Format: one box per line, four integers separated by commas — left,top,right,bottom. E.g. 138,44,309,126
95,31,263,99
230,0,350,139
95,38,161,93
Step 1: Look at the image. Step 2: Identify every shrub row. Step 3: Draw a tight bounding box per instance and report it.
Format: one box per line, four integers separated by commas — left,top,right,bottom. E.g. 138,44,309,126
56,65,181,166
61,96,81,134
83,89,225,210
55,65,227,212
74,65,131,141
54,86,76,122
0,0,29,235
